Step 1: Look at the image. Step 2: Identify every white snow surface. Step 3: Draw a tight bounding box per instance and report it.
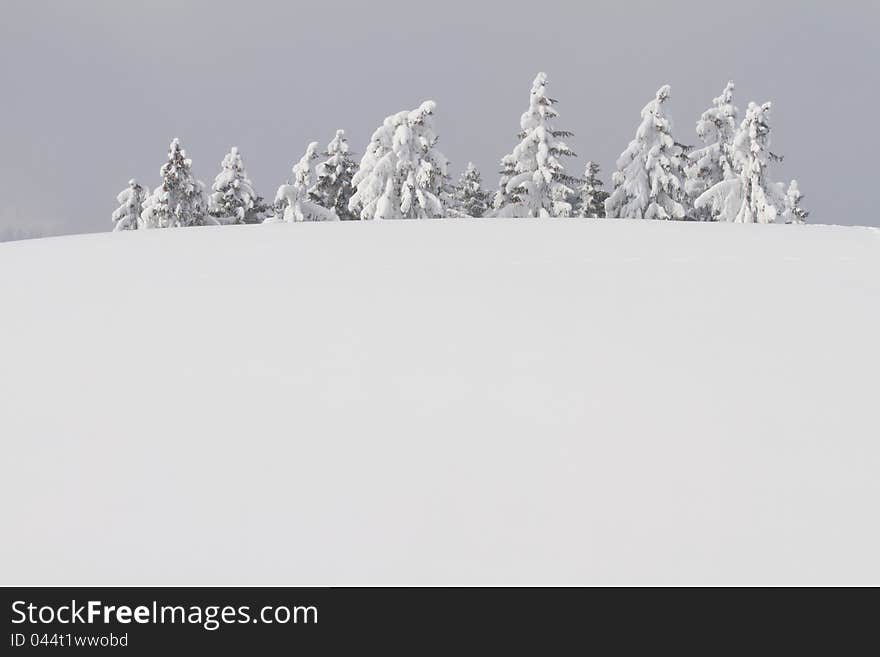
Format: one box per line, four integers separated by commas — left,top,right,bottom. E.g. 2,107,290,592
2,219,879,585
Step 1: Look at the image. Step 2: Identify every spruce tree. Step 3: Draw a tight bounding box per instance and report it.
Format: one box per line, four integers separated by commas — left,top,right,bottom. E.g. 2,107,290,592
685,81,739,220
451,163,491,217
310,130,358,220
349,101,448,220
269,142,338,222
695,102,788,224
140,138,207,228
575,162,608,218
208,147,261,224
493,153,518,213
494,72,579,218
783,180,809,224
605,85,687,220
111,179,148,231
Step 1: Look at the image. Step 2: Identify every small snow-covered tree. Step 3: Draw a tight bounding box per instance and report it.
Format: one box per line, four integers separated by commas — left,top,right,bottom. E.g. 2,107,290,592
111,179,149,231
783,179,809,224
310,130,358,220
685,81,739,220
140,138,208,228
268,142,337,223
493,153,518,212
575,162,608,218
208,147,262,224
450,163,491,217
438,170,460,217
695,102,787,224
495,72,579,218
349,101,448,220
605,85,687,220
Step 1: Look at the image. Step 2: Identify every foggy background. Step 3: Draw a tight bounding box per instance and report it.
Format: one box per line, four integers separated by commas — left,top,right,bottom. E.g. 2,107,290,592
1,0,877,239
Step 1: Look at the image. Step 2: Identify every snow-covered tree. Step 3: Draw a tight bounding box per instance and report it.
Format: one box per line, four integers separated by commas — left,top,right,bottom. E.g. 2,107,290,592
782,179,809,224
494,72,579,218
575,162,608,218
310,130,358,220
268,142,337,223
140,138,208,228
438,170,460,217
492,153,517,213
349,101,448,220
111,179,148,231
450,163,491,217
208,147,262,224
685,81,739,220
605,85,687,220
695,102,787,224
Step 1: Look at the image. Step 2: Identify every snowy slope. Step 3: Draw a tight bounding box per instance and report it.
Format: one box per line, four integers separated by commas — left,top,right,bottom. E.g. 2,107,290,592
2,219,879,585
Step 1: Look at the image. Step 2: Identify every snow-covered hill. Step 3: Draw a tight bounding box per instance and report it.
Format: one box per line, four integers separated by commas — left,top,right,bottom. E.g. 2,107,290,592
2,219,879,585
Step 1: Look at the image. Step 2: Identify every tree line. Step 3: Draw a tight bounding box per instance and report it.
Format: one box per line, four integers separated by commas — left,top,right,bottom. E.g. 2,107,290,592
112,74,807,231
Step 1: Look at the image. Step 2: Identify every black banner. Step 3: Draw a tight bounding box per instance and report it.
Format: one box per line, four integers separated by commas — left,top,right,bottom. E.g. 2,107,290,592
1,587,872,653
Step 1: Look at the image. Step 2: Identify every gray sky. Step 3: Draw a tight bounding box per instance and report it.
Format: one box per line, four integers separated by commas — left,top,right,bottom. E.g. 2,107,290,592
1,0,877,238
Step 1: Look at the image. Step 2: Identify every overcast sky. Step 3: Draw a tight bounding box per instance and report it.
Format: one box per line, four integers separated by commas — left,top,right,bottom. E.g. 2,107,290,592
1,0,877,239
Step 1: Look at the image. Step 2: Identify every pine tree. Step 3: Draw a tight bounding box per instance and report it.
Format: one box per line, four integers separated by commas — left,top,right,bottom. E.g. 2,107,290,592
438,170,460,217
685,81,739,220
451,163,491,217
349,101,448,220
783,180,809,224
208,147,261,224
493,153,518,213
575,162,608,218
111,179,148,231
140,138,208,228
695,102,787,224
310,130,358,220
605,85,687,220
269,142,338,223
494,73,579,218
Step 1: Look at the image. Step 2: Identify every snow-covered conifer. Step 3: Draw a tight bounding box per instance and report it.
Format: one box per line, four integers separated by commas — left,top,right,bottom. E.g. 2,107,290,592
495,73,579,218
140,138,208,228
439,171,459,217
685,81,739,220
451,163,491,217
783,180,809,224
111,179,148,231
695,102,787,224
349,101,448,220
605,85,687,220
493,153,518,212
208,147,261,224
269,142,337,223
575,162,608,218
310,130,358,220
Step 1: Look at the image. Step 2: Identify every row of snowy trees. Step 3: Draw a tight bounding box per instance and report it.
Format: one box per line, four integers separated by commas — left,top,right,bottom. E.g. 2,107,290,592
113,74,806,231
604,81,806,224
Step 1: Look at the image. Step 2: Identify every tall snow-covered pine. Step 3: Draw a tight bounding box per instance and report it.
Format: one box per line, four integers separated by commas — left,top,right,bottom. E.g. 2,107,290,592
695,102,787,224
685,81,739,220
495,73,579,218
349,101,448,220
310,130,358,220
605,85,687,220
